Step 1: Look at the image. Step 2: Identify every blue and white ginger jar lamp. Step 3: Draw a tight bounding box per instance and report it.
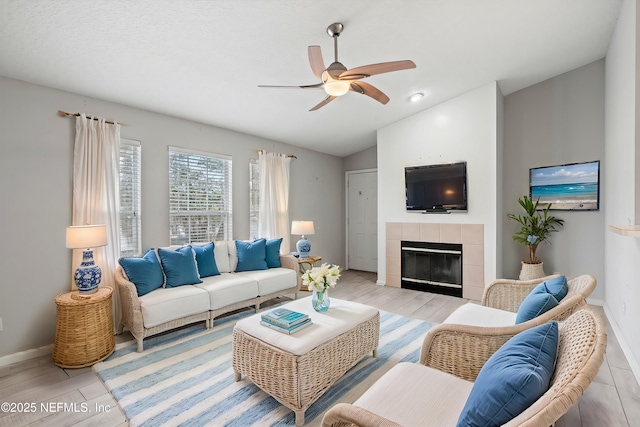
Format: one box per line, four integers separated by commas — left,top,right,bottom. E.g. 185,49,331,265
66,224,108,294
291,220,315,258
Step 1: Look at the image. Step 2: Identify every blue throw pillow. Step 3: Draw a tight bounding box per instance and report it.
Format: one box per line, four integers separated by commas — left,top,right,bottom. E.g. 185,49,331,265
532,276,568,301
235,238,268,272
119,250,164,297
266,238,283,268
190,243,220,277
457,322,559,427
515,292,559,324
158,247,202,287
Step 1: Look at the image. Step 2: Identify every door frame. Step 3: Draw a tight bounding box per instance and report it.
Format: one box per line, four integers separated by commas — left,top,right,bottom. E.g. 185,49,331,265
345,168,377,271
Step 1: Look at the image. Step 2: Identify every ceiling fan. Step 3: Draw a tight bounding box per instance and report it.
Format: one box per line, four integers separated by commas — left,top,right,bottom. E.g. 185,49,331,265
259,23,417,111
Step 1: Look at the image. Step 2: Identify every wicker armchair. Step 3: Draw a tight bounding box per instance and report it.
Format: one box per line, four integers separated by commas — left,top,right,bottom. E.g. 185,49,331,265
442,274,596,334
481,274,597,315
322,308,607,427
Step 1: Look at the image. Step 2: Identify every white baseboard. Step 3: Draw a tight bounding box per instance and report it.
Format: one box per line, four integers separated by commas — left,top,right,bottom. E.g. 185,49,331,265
376,280,385,286
587,297,604,306
603,303,640,387
0,344,53,368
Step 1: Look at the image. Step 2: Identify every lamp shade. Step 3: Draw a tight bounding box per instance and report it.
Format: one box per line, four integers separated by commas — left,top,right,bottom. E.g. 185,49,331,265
66,224,107,249
291,221,315,236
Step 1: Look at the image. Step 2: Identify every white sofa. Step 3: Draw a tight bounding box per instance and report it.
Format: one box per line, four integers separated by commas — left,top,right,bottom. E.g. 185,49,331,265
115,240,300,352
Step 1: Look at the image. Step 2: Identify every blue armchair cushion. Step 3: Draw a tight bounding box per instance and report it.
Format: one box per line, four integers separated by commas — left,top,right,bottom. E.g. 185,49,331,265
158,247,202,287
457,322,559,427
532,275,568,301
119,250,164,297
266,238,283,268
235,238,268,272
515,291,559,324
190,242,220,277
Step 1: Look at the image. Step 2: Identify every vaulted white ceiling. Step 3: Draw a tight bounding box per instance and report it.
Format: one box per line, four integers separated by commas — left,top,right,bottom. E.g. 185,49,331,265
0,0,621,157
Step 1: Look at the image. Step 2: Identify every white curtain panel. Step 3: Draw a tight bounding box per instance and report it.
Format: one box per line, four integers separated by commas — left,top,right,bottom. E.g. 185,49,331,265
72,113,122,331
258,151,291,253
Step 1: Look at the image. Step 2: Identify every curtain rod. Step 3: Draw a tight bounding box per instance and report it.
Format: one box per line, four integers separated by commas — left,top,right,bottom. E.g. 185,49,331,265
257,149,297,159
58,110,127,126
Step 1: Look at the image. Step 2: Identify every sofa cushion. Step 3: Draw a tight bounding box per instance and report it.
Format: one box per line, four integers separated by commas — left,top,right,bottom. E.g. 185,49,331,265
354,362,473,427
138,285,210,328
265,238,283,268
515,291,559,324
195,273,259,310
119,250,164,297
532,275,568,301
457,322,559,427
235,239,268,272
190,242,220,277
158,247,202,288
444,303,517,327
237,267,297,295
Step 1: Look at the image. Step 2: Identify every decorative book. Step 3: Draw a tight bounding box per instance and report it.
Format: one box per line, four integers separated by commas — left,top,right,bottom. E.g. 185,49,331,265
261,308,309,328
260,318,312,335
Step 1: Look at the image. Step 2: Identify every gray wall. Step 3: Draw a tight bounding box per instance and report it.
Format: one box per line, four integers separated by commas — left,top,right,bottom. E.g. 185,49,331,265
502,60,605,300
343,145,377,171
0,76,345,358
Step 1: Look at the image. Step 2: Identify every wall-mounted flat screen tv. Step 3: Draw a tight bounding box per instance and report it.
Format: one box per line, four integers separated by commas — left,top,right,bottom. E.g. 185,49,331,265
405,161,467,212
529,160,600,211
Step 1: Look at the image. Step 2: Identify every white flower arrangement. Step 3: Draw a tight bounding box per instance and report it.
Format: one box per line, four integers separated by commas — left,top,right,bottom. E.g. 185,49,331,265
302,263,341,293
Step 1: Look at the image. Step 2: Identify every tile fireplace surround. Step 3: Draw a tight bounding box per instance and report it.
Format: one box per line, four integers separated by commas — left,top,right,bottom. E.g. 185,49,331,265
386,222,485,301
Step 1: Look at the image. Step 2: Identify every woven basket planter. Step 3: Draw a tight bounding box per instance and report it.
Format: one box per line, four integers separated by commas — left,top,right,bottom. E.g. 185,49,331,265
519,261,546,281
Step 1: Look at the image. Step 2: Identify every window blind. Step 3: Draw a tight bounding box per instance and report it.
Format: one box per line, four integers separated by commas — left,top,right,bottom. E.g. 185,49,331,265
119,139,141,257
169,147,233,244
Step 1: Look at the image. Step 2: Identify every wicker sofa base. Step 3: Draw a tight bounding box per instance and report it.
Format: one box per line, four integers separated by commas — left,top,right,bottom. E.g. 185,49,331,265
232,302,380,426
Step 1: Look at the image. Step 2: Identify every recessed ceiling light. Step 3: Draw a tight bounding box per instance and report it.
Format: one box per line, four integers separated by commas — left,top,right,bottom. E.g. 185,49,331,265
409,92,424,103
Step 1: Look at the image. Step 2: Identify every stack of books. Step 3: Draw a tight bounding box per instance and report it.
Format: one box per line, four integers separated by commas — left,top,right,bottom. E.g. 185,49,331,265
260,307,311,335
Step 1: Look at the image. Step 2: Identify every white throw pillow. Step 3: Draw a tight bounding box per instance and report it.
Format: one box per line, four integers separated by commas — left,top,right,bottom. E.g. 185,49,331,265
213,241,231,273
227,240,238,272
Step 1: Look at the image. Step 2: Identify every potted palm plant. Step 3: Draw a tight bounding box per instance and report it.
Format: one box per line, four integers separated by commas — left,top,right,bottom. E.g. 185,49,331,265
508,195,565,280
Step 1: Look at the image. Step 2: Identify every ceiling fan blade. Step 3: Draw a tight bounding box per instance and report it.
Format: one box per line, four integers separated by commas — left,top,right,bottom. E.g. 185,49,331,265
350,81,390,105
309,95,336,111
308,45,326,79
340,60,416,79
258,83,323,89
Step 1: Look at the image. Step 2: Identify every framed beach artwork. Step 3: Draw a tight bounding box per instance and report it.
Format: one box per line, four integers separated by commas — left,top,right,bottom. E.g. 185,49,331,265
529,160,600,211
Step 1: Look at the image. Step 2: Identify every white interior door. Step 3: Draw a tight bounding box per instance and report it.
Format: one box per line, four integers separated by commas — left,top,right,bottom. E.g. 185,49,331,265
347,170,378,272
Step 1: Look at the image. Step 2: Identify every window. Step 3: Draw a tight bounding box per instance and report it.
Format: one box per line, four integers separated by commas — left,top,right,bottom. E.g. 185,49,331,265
249,159,260,240
119,139,141,257
169,147,232,244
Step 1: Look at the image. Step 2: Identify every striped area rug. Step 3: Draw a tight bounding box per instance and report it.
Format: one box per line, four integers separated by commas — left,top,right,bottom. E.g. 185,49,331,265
94,309,435,426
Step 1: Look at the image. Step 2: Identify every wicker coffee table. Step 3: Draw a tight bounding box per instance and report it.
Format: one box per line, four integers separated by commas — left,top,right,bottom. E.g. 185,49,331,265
232,297,380,425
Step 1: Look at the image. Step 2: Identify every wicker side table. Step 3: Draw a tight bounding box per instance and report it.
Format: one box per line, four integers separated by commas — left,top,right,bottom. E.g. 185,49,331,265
298,255,322,291
52,287,115,368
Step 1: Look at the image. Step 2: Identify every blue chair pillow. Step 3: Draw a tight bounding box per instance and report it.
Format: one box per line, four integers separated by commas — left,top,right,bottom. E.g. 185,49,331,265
266,238,283,268
235,238,268,272
190,242,220,277
119,250,164,297
515,291,559,324
532,275,568,301
158,247,202,287
457,322,559,427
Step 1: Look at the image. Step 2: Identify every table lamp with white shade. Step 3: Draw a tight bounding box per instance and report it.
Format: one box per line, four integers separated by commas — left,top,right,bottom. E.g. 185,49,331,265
66,224,107,294
291,220,315,258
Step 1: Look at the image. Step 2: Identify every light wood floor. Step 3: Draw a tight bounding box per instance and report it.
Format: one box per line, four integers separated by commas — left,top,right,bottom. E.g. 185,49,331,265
1,270,639,426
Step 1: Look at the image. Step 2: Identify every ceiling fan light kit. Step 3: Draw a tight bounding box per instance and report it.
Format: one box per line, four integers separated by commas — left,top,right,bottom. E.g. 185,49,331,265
322,73,350,96
259,22,416,111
